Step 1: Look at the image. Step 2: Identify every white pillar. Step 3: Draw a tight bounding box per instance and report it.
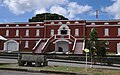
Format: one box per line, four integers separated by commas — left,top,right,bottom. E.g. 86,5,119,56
117,43,120,55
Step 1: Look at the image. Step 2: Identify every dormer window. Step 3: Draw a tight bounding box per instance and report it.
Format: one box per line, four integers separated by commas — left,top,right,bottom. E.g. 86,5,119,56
66,21,70,24
26,24,29,26
36,24,40,26
16,24,19,27
58,22,62,24
91,22,95,25
51,22,54,24
75,21,79,24
6,25,9,27
118,22,120,24
104,22,109,25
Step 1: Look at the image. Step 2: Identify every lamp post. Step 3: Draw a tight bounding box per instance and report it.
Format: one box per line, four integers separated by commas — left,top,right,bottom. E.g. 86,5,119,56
84,48,90,73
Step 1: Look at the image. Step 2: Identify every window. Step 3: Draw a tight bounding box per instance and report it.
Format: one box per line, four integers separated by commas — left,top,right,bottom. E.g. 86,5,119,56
75,29,79,36
36,29,40,36
6,30,9,36
61,30,67,34
118,28,120,36
104,28,109,36
25,29,29,36
16,29,19,36
50,29,54,36
25,41,29,48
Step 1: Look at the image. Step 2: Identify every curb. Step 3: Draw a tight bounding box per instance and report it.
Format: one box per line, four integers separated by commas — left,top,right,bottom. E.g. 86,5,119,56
0,68,88,75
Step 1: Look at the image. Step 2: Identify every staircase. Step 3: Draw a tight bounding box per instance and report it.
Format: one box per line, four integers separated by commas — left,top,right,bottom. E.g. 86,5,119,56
74,42,83,54
34,41,46,53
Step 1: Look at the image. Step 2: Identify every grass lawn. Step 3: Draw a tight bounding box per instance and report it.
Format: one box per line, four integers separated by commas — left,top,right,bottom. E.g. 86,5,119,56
0,63,120,75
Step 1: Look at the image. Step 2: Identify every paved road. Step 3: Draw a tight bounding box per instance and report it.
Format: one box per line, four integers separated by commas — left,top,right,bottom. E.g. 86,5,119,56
0,70,62,75
0,58,120,70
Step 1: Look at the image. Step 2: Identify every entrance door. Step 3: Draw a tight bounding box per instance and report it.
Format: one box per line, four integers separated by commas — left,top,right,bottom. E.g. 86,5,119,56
58,47,63,52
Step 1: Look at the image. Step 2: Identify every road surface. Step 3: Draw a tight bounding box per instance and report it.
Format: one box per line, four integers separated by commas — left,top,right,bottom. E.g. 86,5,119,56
0,70,62,75
0,58,120,70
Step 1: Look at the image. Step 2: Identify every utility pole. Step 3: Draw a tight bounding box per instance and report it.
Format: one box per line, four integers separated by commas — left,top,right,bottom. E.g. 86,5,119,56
96,10,99,20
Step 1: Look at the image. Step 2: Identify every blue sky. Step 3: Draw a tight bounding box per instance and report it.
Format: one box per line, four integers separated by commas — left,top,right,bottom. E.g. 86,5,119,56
0,0,120,22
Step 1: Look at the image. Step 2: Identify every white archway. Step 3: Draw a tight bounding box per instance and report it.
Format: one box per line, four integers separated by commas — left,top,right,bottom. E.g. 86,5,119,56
4,40,19,52
55,40,70,53
58,24,70,35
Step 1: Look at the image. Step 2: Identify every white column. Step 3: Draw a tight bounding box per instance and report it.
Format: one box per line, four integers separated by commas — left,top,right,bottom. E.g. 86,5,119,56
117,43,120,55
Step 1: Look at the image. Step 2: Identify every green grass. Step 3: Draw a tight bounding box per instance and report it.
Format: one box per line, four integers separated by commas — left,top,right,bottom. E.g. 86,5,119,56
0,63,120,75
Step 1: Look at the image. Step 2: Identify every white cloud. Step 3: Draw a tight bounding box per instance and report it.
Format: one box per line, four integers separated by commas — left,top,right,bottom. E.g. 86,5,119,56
103,0,120,19
50,6,68,17
2,0,92,19
35,9,47,15
67,2,92,19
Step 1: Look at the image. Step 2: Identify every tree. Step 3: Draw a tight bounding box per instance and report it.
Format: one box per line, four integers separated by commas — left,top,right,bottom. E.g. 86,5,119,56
96,40,107,65
29,13,68,22
87,28,98,67
86,28,107,66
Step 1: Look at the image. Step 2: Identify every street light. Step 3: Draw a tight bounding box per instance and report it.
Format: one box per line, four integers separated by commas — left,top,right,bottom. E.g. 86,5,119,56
83,48,90,73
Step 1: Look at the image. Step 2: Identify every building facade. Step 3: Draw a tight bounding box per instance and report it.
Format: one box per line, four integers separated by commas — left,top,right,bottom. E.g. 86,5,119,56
0,20,120,54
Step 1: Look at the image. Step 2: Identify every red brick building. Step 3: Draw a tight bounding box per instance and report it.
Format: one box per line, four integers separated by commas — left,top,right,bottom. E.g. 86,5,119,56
0,20,120,54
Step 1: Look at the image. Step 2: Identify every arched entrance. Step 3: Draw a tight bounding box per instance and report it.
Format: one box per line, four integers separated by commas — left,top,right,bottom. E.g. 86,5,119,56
55,41,69,53
4,40,19,52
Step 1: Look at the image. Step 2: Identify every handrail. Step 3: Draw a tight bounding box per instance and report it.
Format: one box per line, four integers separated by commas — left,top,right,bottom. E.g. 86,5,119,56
32,39,41,50
42,36,54,50
70,35,77,51
72,39,77,50
82,40,85,50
